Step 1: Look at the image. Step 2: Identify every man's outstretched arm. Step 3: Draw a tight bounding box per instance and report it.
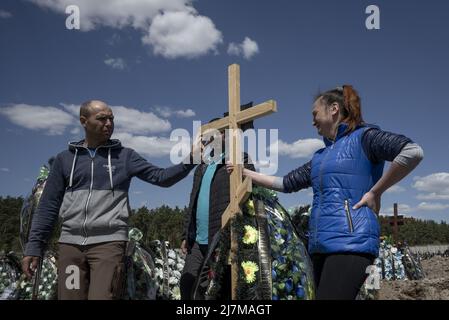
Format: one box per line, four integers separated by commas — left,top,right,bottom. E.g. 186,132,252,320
127,149,197,187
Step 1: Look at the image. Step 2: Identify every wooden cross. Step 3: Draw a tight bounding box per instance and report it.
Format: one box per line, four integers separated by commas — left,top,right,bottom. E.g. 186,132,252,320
389,203,404,244
200,64,277,299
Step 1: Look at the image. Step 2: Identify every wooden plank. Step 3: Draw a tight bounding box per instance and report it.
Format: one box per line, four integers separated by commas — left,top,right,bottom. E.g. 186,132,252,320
199,100,277,134
228,64,240,118
236,100,277,123
228,64,242,189
221,176,253,226
228,64,240,301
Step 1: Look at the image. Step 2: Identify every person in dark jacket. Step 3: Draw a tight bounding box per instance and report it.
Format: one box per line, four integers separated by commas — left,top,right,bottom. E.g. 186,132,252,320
180,115,255,300
22,100,200,300
227,86,424,299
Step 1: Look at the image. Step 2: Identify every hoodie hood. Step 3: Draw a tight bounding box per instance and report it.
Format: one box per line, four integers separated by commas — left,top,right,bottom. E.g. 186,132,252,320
68,139,122,151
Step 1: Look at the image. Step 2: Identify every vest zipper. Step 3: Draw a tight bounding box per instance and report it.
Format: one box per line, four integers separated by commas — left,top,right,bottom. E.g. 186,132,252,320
344,199,354,233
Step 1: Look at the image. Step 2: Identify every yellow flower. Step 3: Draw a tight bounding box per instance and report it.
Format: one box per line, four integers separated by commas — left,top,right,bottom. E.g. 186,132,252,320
241,261,259,283
242,225,258,245
246,200,255,215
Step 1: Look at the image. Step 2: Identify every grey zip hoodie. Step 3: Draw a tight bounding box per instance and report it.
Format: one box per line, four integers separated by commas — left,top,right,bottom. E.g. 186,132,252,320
25,139,196,257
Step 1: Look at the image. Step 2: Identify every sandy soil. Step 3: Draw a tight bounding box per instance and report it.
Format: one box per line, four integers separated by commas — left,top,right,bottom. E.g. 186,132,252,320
378,256,449,300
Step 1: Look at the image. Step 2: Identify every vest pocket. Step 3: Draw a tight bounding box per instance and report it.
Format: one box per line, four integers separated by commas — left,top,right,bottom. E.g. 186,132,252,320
344,199,354,233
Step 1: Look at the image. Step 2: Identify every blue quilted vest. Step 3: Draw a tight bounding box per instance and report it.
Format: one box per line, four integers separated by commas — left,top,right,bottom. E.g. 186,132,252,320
308,123,384,257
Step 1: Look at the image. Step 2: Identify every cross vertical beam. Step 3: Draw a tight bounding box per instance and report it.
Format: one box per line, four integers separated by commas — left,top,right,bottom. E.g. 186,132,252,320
228,64,242,300
228,64,242,205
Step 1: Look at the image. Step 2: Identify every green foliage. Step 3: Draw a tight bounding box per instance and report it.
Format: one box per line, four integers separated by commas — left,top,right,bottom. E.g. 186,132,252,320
379,216,449,246
128,205,186,248
0,196,23,252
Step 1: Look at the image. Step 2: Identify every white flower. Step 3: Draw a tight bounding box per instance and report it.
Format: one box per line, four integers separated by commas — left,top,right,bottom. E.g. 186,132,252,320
168,250,176,259
168,258,176,267
176,263,184,271
171,287,181,300
168,277,178,285
154,268,163,279
155,258,164,266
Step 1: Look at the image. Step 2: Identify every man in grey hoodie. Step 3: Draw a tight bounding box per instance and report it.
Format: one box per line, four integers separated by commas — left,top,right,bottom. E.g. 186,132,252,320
22,100,199,299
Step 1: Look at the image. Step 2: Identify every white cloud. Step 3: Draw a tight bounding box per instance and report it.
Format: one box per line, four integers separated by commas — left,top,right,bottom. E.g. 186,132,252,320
1,168,10,172
241,37,259,59
176,109,196,118
154,106,195,118
417,202,449,211
381,201,449,219
273,138,324,159
0,10,12,18
385,185,406,194
104,57,126,70
61,103,79,116
29,0,223,59
227,43,240,56
383,203,412,215
0,104,75,135
70,127,81,135
143,11,222,59
113,132,176,158
112,106,171,134
412,172,449,201
417,193,449,201
227,37,259,60
61,103,172,135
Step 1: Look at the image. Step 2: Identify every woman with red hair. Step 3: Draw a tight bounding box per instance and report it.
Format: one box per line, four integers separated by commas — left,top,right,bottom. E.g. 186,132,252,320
227,85,423,299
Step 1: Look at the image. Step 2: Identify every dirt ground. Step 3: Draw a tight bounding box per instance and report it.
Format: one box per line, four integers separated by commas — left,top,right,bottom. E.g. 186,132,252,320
378,256,449,300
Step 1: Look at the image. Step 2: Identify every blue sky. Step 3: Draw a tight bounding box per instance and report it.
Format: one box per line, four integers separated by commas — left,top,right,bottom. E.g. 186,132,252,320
1,0,448,222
